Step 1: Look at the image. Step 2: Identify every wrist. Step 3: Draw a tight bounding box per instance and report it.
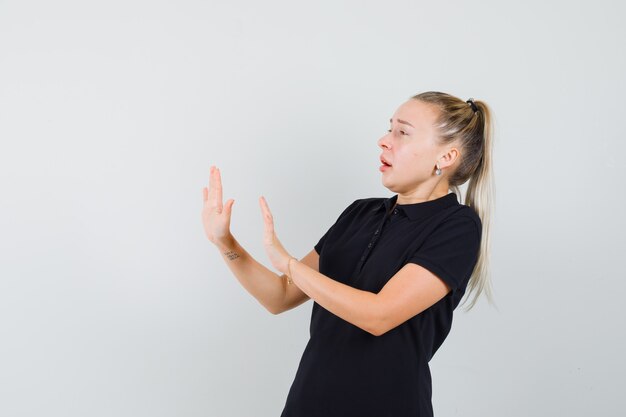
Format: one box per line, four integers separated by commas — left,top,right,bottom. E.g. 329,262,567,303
286,256,297,284
214,234,236,251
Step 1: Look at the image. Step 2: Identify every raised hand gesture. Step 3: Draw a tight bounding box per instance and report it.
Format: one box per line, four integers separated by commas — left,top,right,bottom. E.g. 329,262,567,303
202,166,235,245
259,196,294,276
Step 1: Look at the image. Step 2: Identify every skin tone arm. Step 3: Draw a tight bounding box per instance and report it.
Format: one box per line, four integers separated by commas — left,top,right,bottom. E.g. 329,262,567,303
202,166,311,315
286,259,452,336
204,165,452,334
214,235,315,314
210,99,467,333
258,194,453,337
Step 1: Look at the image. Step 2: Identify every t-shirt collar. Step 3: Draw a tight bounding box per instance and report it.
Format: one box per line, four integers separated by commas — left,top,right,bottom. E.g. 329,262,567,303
378,192,458,221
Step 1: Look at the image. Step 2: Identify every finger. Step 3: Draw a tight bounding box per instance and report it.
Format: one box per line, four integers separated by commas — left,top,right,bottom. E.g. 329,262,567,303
260,196,273,219
208,166,223,212
208,166,216,202
259,196,268,219
226,198,235,214
261,196,285,250
214,167,223,212
260,197,275,241
203,187,208,203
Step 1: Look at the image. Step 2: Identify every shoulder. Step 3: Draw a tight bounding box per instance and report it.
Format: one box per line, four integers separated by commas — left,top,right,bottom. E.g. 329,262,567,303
330,197,386,223
343,196,385,212
439,204,482,241
455,204,482,231
356,196,387,207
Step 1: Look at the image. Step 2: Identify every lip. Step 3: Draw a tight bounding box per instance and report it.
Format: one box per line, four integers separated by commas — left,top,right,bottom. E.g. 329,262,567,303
380,155,392,166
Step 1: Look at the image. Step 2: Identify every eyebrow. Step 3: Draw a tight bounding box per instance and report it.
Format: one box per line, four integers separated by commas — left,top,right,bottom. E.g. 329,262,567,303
389,118,415,128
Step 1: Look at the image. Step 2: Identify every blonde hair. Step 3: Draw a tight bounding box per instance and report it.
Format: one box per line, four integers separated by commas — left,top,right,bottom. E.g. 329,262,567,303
410,91,497,311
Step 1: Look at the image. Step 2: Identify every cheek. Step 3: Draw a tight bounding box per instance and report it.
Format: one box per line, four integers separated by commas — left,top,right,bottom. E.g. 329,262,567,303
397,148,421,166
408,144,437,164
396,148,433,174
395,141,432,165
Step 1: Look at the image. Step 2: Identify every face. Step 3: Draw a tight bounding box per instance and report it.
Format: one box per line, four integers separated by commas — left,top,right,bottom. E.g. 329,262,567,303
378,99,451,193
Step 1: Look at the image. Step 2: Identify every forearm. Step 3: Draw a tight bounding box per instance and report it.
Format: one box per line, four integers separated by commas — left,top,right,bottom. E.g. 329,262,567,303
215,235,287,314
288,259,381,335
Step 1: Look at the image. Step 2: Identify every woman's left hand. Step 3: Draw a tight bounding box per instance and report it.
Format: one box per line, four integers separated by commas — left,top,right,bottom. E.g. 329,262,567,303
259,196,293,276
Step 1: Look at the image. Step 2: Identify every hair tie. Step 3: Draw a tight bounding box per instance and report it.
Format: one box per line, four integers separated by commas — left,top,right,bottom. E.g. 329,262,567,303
466,98,478,113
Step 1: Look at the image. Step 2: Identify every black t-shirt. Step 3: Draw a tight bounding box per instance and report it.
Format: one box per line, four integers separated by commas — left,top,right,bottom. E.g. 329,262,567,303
280,192,482,417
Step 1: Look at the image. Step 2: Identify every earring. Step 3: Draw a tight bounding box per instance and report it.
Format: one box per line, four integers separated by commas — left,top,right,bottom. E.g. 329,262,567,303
435,163,442,176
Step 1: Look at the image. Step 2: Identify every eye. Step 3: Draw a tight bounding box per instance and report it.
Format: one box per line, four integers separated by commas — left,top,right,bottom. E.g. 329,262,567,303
387,128,408,135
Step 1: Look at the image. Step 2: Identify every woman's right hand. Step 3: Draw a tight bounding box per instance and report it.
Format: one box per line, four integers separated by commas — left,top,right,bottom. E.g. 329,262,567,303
202,165,235,245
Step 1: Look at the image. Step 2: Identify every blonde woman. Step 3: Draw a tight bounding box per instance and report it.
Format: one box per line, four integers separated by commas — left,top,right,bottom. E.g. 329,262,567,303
202,91,495,417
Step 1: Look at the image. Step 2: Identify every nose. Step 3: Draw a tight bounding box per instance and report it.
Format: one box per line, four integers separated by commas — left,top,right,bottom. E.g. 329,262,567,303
378,132,391,150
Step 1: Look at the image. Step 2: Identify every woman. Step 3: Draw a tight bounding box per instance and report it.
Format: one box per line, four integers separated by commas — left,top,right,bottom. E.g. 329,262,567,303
202,91,495,417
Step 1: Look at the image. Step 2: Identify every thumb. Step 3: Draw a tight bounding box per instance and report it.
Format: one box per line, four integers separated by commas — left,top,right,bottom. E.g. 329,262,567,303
226,198,235,213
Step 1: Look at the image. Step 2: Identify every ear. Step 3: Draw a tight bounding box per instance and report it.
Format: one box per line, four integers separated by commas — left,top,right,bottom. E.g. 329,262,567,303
439,146,460,169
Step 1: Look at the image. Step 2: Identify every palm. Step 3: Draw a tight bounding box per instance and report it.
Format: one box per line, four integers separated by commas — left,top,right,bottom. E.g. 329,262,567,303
202,166,234,244
259,196,290,274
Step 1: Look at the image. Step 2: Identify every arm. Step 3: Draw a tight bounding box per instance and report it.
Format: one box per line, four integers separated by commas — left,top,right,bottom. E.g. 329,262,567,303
287,260,450,336
203,166,312,315
374,263,450,335
215,235,313,315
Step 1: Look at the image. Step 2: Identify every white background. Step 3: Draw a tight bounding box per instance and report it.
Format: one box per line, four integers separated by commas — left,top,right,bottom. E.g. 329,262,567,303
1,0,624,416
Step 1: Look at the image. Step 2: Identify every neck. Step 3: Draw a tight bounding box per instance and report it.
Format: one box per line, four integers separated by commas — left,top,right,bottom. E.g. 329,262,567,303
395,187,449,206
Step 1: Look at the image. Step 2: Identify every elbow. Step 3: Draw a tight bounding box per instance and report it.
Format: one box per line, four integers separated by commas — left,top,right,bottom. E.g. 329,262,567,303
368,322,387,337
263,301,283,315
369,311,421,337
367,327,381,337
267,305,283,315
366,309,388,337
367,298,396,336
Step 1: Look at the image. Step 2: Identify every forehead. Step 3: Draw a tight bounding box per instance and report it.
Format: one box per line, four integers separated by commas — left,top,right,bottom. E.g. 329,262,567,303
390,99,440,134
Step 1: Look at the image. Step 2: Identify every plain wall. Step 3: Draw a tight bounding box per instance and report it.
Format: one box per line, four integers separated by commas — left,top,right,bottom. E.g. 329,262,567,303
1,0,625,416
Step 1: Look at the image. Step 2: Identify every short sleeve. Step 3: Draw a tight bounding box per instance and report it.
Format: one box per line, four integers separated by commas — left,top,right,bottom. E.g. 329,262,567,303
314,199,359,255
407,214,482,296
